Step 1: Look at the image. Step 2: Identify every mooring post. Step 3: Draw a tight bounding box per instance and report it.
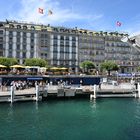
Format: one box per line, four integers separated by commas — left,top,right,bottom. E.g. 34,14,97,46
90,85,97,100
90,94,93,100
35,85,39,101
138,83,140,98
10,86,14,103
93,85,97,99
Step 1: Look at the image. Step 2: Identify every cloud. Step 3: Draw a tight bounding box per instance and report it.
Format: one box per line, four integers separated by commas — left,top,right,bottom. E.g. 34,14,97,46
9,0,103,26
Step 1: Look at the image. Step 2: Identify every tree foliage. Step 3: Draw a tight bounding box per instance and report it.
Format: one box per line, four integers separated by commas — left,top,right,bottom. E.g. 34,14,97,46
0,57,18,67
100,61,119,74
80,61,95,73
24,58,47,67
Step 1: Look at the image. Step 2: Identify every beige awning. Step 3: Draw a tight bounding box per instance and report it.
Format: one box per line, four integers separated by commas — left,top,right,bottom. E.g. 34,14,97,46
0,64,7,68
50,67,60,70
10,65,25,68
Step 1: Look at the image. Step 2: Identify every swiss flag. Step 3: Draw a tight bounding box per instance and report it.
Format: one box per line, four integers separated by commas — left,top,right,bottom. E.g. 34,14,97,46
116,21,121,26
38,8,44,14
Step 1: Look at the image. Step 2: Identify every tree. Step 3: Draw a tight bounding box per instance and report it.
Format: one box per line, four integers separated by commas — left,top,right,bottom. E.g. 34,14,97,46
100,61,119,75
24,58,48,67
80,61,95,74
0,57,18,67
137,66,140,71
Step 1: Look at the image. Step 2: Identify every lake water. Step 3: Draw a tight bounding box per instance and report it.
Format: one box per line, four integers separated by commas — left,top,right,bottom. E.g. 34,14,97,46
0,98,140,140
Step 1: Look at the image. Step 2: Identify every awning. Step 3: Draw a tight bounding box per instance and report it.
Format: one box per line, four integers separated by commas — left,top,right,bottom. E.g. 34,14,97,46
27,77,43,80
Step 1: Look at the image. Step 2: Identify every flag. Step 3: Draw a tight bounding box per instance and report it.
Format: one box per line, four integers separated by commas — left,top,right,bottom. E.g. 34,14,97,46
48,10,53,15
116,21,121,26
38,8,44,14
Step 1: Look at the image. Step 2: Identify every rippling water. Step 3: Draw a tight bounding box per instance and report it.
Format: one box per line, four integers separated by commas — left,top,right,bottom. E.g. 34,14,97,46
0,98,140,140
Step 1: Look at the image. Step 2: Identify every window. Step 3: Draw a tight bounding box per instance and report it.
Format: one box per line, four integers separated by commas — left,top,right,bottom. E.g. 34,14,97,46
31,38,34,43
60,40,64,46
53,47,57,52
65,47,69,53
31,33,34,38
30,52,34,58
53,40,57,46
106,43,110,46
72,37,76,41
66,41,69,47
53,35,57,40
31,45,34,50
9,45,12,50
17,45,20,50
60,46,64,52
0,51,3,56
53,61,57,65
23,38,26,43
41,40,44,45
60,54,64,59
23,45,26,49
0,44,3,49
72,42,76,46
0,37,3,42
53,53,57,59
17,37,20,42
16,51,20,58
17,32,20,37
8,51,12,57
45,40,47,45
45,34,48,38
60,36,64,40
23,32,26,37
0,30,3,34
65,36,69,40
72,48,76,53
22,52,26,58
9,37,13,42
9,31,13,35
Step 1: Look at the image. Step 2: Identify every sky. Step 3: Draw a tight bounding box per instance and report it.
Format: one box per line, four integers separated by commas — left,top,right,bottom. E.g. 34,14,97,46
0,0,140,36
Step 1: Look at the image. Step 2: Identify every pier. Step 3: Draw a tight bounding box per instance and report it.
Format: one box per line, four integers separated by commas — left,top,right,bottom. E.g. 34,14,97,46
0,81,140,103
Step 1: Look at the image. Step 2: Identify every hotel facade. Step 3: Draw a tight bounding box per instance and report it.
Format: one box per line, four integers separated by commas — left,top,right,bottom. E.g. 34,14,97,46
0,20,140,73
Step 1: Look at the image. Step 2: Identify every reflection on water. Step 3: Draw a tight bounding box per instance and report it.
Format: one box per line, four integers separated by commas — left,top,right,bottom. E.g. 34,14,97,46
35,101,39,111
90,99,97,110
0,99,140,140
7,103,14,123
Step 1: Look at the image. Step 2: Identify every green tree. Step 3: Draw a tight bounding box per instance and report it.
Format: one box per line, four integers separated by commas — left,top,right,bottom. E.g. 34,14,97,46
100,61,119,75
80,61,95,74
24,58,48,67
0,57,18,67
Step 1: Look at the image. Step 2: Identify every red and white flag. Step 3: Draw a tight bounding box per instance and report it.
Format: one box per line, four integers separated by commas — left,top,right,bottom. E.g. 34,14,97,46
38,8,44,14
116,21,121,26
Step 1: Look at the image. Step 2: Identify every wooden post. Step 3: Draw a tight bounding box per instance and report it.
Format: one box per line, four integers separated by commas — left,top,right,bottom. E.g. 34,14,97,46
90,85,97,100
138,83,140,98
93,85,96,99
36,85,39,101
90,94,93,100
10,86,14,103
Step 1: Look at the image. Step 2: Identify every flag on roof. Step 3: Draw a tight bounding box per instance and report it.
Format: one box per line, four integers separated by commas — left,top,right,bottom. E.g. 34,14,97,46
116,21,121,26
48,10,53,15
38,8,44,14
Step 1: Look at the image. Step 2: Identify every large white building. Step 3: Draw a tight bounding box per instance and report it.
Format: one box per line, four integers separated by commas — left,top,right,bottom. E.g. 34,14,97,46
0,20,140,73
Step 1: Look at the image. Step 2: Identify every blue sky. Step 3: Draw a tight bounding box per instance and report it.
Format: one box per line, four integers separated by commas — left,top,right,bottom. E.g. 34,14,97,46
0,0,140,35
